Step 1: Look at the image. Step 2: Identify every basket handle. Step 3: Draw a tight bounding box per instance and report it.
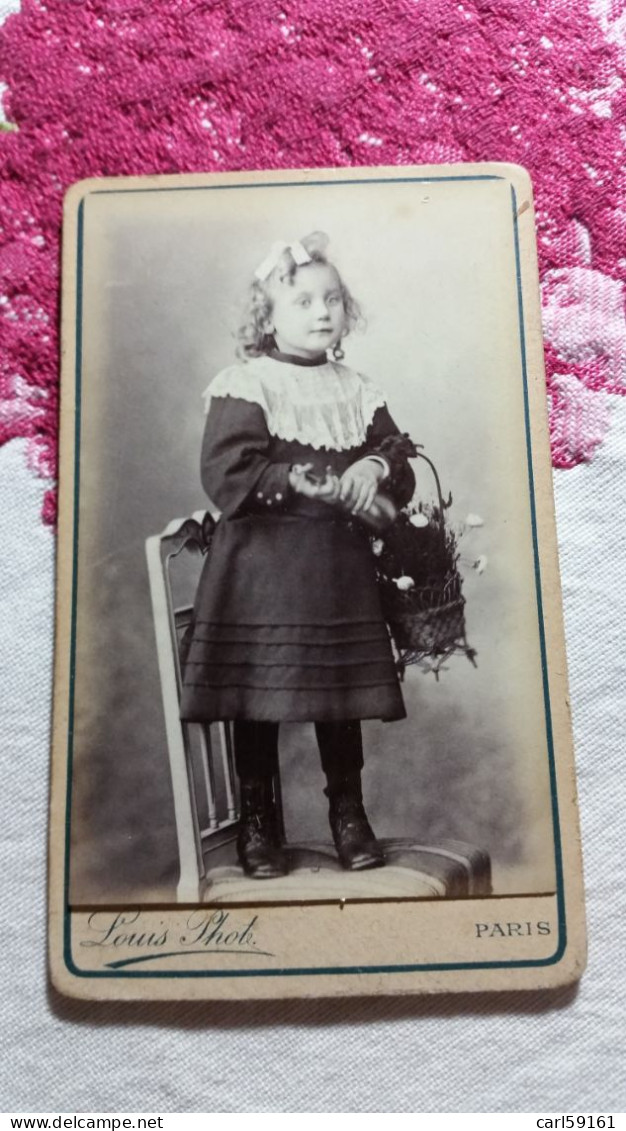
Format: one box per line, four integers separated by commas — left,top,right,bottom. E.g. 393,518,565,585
412,450,450,533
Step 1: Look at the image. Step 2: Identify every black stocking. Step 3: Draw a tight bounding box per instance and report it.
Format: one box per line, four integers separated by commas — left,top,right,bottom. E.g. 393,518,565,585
315,721,364,788
233,720,279,780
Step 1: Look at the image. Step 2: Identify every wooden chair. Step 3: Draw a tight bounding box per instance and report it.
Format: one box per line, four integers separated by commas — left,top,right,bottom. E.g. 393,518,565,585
146,512,490,904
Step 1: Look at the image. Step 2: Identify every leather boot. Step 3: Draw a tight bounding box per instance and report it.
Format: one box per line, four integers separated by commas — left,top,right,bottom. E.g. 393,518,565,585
237,778,288,880
325,775,385,871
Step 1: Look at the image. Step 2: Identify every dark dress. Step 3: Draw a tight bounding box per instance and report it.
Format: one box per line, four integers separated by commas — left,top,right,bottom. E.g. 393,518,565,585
179,353,415,724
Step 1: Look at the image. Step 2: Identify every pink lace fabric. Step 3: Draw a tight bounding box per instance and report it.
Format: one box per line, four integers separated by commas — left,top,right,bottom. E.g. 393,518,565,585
1,0,625,522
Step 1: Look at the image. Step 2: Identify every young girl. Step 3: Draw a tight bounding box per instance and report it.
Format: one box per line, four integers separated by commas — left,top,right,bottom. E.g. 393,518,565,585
180,232,416,879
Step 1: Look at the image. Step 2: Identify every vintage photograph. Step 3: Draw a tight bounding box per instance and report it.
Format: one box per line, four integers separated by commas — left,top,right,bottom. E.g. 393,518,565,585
60,168,564,916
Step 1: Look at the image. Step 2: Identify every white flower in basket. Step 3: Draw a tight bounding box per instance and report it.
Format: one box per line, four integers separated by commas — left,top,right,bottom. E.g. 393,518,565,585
394,575,415,591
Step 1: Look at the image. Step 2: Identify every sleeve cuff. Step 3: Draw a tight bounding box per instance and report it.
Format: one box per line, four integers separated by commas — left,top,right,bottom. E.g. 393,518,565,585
248,463,292,511
366,455,390,480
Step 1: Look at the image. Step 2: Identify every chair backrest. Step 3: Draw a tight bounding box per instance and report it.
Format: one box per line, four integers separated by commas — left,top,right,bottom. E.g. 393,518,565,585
145,511,239,900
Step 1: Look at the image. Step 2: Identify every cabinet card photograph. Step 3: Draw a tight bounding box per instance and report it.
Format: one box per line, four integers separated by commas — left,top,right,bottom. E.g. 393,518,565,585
50,164,586,1000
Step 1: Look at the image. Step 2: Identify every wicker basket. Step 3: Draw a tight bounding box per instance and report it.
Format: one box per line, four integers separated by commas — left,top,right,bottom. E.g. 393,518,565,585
375,453,476,675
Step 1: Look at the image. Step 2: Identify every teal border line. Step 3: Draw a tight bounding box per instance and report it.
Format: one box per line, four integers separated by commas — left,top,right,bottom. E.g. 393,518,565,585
510,183,566,960
63,198,84,978
91,173,504,196
63,174,565,980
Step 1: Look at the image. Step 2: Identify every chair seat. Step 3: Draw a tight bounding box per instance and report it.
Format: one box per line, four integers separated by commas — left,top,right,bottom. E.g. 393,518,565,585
201,837,491,903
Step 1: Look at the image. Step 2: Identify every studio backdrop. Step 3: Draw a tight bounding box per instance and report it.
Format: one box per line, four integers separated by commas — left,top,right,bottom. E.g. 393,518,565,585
68,175,556,903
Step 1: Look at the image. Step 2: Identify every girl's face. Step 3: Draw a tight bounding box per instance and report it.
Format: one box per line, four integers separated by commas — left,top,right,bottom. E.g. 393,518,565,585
267,262,346,359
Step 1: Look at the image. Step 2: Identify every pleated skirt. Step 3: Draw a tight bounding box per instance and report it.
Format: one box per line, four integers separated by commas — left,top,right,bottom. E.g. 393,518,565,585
179,513,405,723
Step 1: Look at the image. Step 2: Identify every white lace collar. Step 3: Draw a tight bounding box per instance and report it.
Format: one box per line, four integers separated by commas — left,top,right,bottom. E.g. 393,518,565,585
203,355,386,452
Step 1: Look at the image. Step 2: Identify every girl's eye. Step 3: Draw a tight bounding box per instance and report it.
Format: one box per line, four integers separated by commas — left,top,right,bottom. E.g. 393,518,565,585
296,297,310,307
328,295,341,306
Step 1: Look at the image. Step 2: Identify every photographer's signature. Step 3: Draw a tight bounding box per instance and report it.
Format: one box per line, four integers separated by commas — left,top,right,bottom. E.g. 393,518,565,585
80,909,273,968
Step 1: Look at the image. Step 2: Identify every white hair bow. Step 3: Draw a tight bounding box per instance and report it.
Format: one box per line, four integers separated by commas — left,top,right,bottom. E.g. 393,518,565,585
254,240,312,281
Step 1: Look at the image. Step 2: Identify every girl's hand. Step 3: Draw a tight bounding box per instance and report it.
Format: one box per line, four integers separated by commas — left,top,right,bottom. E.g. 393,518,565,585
289,464,341,502
315,470,342,503
339,459,385,514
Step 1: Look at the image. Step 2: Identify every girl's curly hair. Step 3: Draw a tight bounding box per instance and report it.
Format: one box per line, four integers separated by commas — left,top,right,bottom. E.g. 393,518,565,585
236,231,363,360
